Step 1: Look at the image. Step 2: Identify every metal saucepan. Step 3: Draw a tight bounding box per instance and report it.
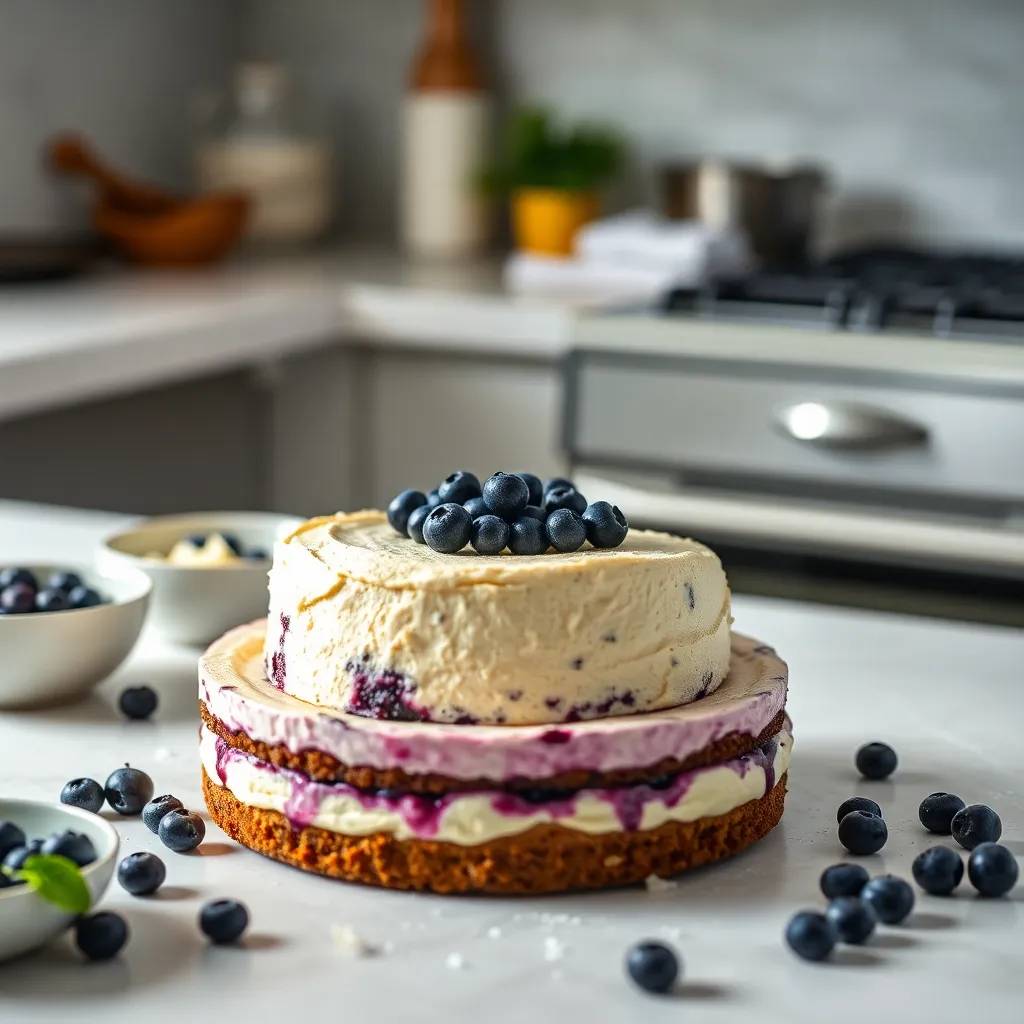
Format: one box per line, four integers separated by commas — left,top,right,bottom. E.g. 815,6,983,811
662,160,828,271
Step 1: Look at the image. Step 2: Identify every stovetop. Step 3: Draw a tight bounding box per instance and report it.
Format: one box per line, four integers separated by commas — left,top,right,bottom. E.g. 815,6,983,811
663,245,1024,340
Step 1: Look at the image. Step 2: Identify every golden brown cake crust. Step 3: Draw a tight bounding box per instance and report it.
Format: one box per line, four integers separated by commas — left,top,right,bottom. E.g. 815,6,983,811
202,766,787,895
199,701,787,795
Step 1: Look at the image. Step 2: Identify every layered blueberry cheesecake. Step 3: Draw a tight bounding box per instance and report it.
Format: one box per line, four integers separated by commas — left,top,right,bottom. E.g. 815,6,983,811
200,473,792,894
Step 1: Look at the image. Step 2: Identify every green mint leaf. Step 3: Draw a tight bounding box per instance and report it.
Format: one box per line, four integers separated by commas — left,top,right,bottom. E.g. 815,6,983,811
14,854,92,914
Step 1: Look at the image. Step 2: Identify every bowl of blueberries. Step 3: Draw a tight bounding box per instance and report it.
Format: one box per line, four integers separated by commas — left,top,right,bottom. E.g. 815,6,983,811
97,512,303,646
0,563,152,709
0,797,120,962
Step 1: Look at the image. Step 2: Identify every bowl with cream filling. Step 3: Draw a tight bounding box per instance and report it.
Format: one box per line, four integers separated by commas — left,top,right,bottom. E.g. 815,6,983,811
99,512,303,646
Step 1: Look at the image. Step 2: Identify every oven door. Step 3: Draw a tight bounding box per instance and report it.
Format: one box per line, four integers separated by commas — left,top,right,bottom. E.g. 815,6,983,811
564,348,1024,625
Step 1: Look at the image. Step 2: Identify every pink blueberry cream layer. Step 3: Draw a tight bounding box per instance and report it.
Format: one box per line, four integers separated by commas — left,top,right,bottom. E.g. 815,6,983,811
200,720,792,844
200,621,788,785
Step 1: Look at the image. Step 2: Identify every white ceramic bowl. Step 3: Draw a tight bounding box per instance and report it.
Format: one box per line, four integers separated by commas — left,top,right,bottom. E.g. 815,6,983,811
0,798,120,963
0,563,151,710
98,512,303,647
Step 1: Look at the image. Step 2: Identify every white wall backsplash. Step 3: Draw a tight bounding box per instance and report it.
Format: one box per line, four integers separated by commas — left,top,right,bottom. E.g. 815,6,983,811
0,0,241,234
497,0,1024,252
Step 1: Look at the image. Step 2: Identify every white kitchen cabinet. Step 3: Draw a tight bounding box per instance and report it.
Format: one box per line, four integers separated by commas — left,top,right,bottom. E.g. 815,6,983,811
362,349,567,508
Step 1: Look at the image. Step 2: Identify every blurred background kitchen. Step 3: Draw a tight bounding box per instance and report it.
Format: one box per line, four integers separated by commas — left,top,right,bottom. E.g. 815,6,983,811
1,0,1023,624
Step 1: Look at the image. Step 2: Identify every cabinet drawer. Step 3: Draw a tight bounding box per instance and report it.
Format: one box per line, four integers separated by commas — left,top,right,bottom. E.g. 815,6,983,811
565,352,1024,506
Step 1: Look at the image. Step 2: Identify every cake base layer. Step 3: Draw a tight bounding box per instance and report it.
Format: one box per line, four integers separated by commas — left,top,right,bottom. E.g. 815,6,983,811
202,767,788,895
201,701,788,794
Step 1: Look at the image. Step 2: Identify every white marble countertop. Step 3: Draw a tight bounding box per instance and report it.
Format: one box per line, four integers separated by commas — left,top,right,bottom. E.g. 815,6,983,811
0,499,1022,1022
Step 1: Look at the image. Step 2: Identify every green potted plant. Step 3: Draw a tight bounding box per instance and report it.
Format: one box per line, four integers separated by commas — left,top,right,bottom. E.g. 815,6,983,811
481,107,625,256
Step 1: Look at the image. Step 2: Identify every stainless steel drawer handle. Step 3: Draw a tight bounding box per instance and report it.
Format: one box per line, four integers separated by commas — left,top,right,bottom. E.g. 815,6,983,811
774,401,930,451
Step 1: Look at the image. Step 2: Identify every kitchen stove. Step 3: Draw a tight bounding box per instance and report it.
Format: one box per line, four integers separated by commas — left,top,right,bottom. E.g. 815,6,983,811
663,245,1024,341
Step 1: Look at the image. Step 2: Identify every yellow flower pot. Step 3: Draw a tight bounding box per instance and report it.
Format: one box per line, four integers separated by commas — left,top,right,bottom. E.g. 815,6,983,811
512,189,600,257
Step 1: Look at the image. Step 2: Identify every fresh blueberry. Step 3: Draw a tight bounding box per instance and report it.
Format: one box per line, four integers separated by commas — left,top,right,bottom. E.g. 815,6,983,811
463,496,490,519
542,477,575,499
422,503,472,554
483,473,531,522
0,820,28,860
243,548,269,561
75,912,129,961
625,940,679,994
470,515,510,555
967,843,1019,897
521,505,546,522
438,471,482,505
387,489,428,534
826,896,877,945
118,685,158,721
0,567,37,591
425,489,442,508
48,570,83,594
785,911,836,961
143,794,185,834
918,792,966,835
200,899,250,944
185,534,207,548
582,501,629,548
515,473,543,507
159,807,206,853
542,485,587,517
861,875,915,924
118,851,166,896
855,742,898,780
508,516,549,555
1,583,36,614
41,829,96,867
545,509,586,552
34,587,68,612
406,504,431,544
838,809,888,855
951,804,1002,850
836,796,882,824
0,872,16,889
104,766,155,816
912,845,964,896
60,778,105,814
3,839,43,872
221,534,243,556
819,862,870,899
67,585,103,609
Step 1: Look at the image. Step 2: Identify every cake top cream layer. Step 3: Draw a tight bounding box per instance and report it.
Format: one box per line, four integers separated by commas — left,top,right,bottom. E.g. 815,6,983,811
287,510,724,591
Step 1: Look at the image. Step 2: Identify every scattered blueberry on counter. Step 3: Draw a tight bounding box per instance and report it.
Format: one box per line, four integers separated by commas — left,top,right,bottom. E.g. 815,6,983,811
143,794,185,834
912,845,964,896
104,765,155,816
390,471,629,554
118,851,167,896
838,809,888,855
0,566,108,615
75,912,129,961
825,896,877,945
625,940,680,994
918,791,966,835
861,875,915,925
200,899,250,944
855,742,898,780
967,843,1018,897
951,803,1002,850
118,684,159,721
59,777,106,814
785,911,837,962
836,795,882,824
819,862,870,899
158,807,206,853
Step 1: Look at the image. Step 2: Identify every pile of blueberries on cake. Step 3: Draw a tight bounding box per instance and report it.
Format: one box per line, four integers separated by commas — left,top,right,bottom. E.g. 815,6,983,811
388,471,628,555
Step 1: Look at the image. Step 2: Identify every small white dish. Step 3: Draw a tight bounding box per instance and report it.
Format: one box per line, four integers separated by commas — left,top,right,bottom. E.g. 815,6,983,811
0,563,151,710
0,798,120,963
98,511,303,646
